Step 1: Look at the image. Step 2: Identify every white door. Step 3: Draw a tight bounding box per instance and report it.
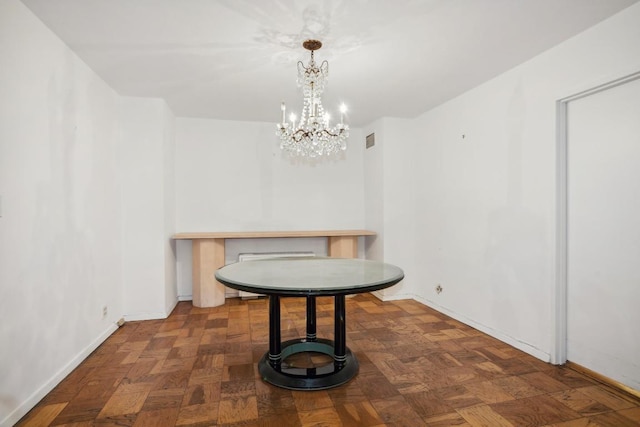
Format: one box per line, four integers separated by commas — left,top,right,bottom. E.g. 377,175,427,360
566,76,640,391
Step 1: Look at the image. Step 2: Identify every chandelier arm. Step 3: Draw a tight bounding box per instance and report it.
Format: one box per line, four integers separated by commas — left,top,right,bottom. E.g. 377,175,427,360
291,128,309,143
319,128,348,138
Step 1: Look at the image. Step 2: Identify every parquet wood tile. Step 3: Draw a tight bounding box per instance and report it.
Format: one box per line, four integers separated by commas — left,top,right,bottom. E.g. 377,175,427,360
576,385,638,411
490,394,583,426
17,403,68,427
97,390,150,418
298,406,342,427
520,371,575,393
433,385,484,409
174,401,219,426
334,401,384,426
464,379,516,404
327,383,367,407
369,395,422,425
493,375,546,399
143,388,186,411
218,395,259,424
422,411,471,427
585,411,640,427
256,391,296,418
456,404,515,426
16,294,640,426
549,389,613,416
620,407,640,422
403,390,453,419
292,390,334,412
132,408,180,427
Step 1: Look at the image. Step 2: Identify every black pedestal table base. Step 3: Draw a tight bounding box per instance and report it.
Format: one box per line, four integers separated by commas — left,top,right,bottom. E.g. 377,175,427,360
258,338,358,390
259,294,358,390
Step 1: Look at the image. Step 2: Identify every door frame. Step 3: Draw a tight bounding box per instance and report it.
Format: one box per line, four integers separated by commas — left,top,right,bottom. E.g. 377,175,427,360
553,70,640,364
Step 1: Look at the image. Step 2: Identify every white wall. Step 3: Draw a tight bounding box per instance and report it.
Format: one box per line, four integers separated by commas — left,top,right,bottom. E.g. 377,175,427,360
163,105,178,314
363,118,417,300
120,97,177,321
363,120,385,263
0,1,123,424
412,2,640,361
174,118,365,298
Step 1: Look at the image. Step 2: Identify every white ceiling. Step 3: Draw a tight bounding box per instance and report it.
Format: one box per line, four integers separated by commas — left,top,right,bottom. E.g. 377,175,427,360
21,0,639,127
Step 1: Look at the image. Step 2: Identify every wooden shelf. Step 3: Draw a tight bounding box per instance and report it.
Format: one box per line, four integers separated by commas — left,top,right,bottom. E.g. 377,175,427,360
173,229,376,239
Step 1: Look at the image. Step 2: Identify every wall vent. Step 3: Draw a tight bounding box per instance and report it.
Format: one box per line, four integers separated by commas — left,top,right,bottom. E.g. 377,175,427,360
366,133,375,149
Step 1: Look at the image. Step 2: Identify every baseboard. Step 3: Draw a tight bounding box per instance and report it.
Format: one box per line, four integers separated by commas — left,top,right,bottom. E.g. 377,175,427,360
165,298,179,317
124,298,179,322
124,311,170,322
178,294,192,302
370,290,384,300
370,290,412,302
380,292,413,302
1,323,118,427
411,293,550,363
565,361,640,400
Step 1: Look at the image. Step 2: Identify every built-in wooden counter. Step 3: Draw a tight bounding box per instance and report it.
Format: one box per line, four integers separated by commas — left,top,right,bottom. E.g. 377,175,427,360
172,230,376,307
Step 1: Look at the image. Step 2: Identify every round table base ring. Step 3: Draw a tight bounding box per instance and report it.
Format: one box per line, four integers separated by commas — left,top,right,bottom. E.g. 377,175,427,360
258,338,359,390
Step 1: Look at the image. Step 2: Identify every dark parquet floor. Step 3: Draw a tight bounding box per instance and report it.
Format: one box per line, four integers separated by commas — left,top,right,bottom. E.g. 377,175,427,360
17,294,640,426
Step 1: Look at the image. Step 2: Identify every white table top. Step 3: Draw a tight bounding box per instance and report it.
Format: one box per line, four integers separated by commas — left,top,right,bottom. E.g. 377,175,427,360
215,257,404,296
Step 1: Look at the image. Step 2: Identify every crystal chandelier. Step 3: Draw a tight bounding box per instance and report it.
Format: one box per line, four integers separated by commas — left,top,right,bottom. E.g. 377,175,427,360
276,40,349,157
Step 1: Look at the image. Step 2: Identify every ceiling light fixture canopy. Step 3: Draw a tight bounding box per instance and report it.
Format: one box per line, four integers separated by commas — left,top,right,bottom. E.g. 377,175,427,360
277,40,349,157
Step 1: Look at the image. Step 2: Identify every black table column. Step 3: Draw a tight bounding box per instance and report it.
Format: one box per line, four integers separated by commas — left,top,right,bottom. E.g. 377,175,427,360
334,295,346,366
268,295,282,367
306,296,317,342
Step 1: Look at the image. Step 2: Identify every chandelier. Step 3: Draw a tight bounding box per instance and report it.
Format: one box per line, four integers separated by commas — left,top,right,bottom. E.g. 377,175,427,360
276,40,349,157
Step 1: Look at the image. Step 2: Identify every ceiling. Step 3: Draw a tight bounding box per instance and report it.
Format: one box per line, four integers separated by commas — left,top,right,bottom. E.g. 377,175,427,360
21,0,639,127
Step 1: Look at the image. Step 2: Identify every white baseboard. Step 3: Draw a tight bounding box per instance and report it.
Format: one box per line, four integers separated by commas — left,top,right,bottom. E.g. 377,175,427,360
124,311,169,322
1,323,118,427
124,298,179,322
370,290,412,302
178,294,192,301
370,290,384,300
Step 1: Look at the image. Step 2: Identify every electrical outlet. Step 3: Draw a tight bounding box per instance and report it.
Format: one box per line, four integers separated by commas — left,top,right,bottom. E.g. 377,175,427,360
435,284,443,294
102,306,108,318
